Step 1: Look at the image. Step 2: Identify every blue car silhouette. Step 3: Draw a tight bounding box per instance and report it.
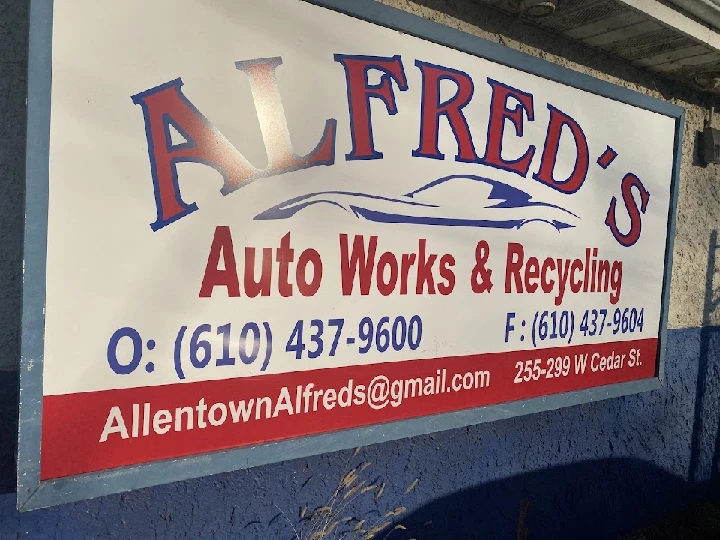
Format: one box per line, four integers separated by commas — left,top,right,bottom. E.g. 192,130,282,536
254,174,580,232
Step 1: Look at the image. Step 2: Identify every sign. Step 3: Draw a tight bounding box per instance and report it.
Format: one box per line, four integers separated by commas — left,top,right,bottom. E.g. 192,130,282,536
18,0,683,509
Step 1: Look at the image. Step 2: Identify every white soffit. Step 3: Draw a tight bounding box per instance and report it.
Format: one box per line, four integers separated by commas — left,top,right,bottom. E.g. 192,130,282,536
473,0,720,87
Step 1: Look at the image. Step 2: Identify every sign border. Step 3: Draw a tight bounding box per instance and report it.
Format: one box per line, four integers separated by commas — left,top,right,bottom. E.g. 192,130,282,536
16,0,685,510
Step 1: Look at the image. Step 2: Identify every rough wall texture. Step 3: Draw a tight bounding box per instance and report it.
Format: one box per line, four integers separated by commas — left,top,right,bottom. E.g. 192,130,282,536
0,0,28,371
2,0,720,538
0,327,717,539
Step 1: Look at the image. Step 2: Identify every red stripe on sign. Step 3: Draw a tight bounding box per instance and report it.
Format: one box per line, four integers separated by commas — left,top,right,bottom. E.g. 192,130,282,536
41,338,657,479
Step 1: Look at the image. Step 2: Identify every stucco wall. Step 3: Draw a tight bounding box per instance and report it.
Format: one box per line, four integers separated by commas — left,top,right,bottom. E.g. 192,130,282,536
2,0,720,538
0,0,27,372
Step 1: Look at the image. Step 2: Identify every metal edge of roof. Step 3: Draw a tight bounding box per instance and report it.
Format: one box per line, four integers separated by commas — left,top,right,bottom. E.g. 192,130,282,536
617,0,720,51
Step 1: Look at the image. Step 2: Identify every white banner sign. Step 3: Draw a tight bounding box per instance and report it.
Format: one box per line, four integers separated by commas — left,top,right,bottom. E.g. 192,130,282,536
36,0,677,481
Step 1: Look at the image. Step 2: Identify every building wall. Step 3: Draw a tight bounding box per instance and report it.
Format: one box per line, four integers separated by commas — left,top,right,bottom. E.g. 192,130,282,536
2,0,720,538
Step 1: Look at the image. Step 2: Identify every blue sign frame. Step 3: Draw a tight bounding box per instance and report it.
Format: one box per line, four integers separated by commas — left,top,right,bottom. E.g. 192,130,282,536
17,0,684,510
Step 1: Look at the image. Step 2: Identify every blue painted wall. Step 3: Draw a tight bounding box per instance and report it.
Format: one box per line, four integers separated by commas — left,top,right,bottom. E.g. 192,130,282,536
3,0,720,538
1,327,720,539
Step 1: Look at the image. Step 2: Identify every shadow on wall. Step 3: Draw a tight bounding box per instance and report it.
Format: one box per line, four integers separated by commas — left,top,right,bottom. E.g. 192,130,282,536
0,371,18,495
690,231,720,485
0,0,29,375
390,458,696,540
0,0,28,498
0,453,709,540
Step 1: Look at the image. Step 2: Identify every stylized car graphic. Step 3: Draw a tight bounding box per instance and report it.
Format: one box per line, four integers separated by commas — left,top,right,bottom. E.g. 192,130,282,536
255,174,580,232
